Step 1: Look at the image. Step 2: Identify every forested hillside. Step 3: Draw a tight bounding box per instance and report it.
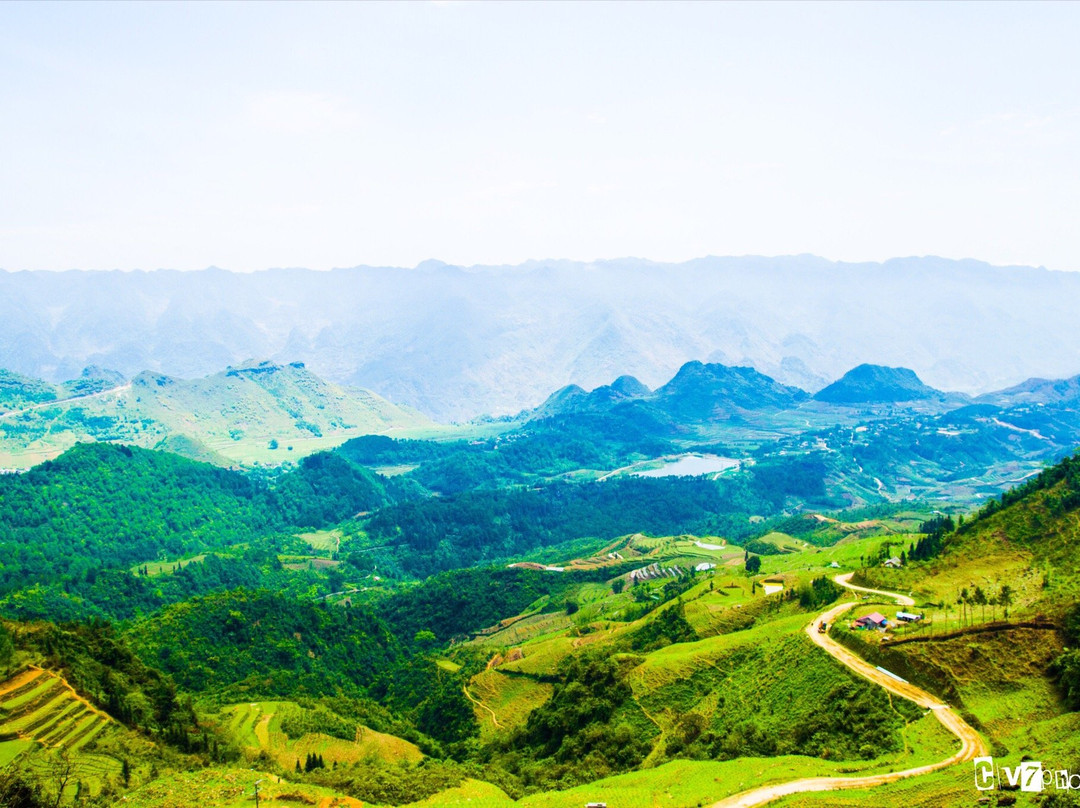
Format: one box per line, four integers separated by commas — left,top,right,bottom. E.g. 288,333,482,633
0,444,279,587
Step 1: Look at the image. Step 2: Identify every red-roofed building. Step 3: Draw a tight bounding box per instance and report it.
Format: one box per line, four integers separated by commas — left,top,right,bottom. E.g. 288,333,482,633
854,612,889,629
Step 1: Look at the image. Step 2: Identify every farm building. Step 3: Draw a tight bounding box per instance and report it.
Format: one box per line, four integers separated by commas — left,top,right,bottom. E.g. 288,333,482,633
896,611,924,622
761,578,785,595
883,557,903,568
853,612,889,629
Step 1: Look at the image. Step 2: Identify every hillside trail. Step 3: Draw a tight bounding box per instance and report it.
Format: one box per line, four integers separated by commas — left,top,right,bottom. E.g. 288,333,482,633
710,574,986,808
463,684,500,728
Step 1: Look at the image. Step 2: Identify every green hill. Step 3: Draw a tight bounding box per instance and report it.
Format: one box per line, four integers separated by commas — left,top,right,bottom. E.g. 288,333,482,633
650,361,809,420
124,589,403,698
825,451,1080,805
813,364,945,404
0,443,282,591
531,376,651,419
0,361,432,469
855,448,1080,611
0,442,401,607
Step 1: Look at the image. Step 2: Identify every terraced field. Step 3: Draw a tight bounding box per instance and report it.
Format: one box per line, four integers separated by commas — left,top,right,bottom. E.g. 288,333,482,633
221,701,423,769
0,666,123,799
0,667,113,756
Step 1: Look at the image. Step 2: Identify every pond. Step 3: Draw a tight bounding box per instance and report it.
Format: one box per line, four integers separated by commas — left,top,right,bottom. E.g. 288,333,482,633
633,454,740,478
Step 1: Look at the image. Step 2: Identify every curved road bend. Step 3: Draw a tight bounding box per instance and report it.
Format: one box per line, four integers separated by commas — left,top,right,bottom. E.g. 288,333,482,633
711,573,986,808
831,572,915,607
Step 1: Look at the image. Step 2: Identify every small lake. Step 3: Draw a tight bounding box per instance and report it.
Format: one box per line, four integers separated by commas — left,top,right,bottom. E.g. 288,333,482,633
633,454,740,478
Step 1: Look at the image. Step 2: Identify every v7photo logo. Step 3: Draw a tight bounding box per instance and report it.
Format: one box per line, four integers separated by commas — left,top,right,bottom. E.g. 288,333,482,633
974,757,1047,793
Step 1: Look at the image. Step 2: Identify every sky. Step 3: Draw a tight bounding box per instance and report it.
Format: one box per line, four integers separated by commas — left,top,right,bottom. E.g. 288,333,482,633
2,1,1079,273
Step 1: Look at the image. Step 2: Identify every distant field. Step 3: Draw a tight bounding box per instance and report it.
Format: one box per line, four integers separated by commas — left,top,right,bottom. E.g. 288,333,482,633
130,554,209,577
297,529,343,555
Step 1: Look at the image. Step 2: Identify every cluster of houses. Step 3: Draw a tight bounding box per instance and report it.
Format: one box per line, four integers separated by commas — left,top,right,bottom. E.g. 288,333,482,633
852,611,924,630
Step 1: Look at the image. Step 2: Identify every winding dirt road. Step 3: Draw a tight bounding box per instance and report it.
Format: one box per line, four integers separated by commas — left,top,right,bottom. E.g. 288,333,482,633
0,383,131,420
710,573,986,807
830,573,915,607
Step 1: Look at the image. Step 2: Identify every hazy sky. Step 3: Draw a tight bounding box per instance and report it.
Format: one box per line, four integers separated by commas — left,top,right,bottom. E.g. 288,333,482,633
2,1,1079,272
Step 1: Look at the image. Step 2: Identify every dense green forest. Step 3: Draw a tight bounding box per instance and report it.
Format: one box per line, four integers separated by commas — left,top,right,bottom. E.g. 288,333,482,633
123,588,481,746
0,542,325,622
125,589,401,697
374,565,635,644
0,444,280,588
0,444,398,609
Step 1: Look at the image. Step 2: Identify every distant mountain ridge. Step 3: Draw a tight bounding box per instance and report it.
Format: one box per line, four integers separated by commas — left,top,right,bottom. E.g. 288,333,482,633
2,256,1080,419
530,359,1080,422
8,355,1080,474
532,360,947,424
976,374,1080,408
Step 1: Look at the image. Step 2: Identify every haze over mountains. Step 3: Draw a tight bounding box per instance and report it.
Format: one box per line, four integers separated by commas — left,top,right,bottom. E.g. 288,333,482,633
2,255,1079,420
